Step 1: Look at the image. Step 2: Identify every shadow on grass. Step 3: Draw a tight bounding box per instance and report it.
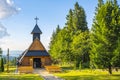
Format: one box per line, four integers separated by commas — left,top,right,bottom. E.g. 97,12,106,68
112,74,120,76
61,66,74,70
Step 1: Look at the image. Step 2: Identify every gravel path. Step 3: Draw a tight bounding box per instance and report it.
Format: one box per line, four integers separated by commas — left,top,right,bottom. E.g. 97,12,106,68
34,68,63,80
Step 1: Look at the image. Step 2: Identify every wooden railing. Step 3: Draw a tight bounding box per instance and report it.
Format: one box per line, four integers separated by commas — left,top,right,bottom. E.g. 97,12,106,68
18,66,33,73
45,66,62,72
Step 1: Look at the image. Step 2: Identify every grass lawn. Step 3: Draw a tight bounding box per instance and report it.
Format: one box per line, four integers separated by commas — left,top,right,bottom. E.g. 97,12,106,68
0,73,43,80
54,67,120,80
0,66,43,80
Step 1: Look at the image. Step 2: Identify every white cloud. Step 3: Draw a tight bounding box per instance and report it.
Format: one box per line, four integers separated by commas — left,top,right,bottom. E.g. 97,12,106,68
0,23,10,38
0,0,20,39
0,0,21,19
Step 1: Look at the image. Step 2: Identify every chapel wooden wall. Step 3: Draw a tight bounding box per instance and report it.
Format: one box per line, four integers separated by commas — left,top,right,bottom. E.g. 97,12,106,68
20,56,51,67
29,39,45,50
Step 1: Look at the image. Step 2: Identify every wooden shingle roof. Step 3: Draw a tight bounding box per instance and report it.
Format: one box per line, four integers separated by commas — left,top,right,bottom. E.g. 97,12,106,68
31,24,42,34
25,50,49,56
18,38,50,63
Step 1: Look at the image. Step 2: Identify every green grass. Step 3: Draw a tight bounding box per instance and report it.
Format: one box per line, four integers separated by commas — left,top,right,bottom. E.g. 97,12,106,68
54,67,120,80
0,66,43,80
0,73,43,80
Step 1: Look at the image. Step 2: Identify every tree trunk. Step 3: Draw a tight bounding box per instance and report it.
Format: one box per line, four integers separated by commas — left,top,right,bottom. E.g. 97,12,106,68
108,64,112,74
75,58,81,69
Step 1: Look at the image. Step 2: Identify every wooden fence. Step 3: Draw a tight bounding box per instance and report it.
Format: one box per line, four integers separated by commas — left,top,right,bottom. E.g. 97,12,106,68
45,66,62,72
18,66,33,73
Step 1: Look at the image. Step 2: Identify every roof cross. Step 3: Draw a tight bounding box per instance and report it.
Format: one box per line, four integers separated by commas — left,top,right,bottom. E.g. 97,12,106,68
35,16,39,24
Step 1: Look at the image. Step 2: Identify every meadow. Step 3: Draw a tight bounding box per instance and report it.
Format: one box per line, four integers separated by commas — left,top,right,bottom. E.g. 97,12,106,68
1,66,120,80
0,66,43,80
54,67,120,80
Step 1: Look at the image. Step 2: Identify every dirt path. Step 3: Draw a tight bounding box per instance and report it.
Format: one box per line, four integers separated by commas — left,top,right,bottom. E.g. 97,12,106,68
34,69,63,80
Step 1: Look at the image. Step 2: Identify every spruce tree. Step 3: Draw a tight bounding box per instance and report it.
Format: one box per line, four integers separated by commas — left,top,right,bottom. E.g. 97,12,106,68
72,31,90,69
73,2,88,31
0,48,2,58
90,0,120,74
49,2,89,67
1,58,4,72
98,0,104,7
0,48,2,72
71,2,89,68
49,25,61,63
66,9,74,31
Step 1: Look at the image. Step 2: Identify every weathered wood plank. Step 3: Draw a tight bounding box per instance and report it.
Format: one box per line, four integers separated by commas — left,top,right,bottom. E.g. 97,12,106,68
18,66,33,73
45,66,62,72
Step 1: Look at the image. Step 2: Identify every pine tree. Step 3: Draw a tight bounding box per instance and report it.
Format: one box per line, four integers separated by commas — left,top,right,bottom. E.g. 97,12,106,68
73,2,88,31
49,25,61,63
49,2,89,67
1,58,4,72
98,0,104,7
0,48,2,58
72,31,90,69
90,0,120,74
112,0,120,68
59,28,73,62
65,9,74,31
0,48,2,72
71,2,89,68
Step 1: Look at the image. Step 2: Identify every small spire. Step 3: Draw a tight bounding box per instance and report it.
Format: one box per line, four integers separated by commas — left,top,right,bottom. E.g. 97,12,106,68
34,16,39,24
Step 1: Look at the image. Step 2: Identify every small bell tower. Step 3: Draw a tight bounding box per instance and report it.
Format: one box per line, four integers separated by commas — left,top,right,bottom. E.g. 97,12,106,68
31,17,42,41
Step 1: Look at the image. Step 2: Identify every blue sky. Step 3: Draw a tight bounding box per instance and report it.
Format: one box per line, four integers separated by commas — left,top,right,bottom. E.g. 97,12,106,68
0,0,119,51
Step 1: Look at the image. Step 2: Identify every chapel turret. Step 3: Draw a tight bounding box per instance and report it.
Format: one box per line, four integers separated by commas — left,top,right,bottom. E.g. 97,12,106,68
31,17,42,41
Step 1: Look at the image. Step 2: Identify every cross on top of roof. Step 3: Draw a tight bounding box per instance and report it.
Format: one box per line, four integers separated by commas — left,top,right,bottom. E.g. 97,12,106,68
35,16,39,24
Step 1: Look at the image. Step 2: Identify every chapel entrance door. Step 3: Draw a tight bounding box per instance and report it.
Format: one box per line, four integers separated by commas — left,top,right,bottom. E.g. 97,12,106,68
33,58,41,68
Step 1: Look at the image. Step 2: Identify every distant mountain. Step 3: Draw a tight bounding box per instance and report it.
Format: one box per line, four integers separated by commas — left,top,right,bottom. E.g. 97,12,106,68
2,50,23,57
